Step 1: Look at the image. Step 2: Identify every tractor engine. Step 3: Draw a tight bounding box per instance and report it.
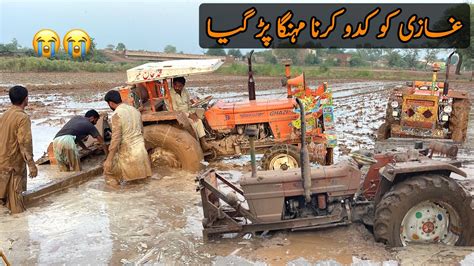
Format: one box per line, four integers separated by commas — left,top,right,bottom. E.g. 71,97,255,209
283,194,343,219
239,162,360,223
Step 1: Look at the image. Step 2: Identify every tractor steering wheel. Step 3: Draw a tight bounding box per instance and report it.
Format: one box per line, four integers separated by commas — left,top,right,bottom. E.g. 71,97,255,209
349,151,378,165
190,96,214,108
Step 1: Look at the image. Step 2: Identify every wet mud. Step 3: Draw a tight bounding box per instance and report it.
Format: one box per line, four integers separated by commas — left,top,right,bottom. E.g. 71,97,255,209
0,72,473,264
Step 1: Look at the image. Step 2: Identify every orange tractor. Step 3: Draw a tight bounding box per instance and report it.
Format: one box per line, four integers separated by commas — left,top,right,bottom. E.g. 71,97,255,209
378,52,471,144
118,52,337,172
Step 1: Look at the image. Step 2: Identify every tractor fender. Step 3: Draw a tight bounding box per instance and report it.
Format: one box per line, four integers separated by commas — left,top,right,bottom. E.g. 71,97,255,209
141,110,195,139
374,160,467,206
379,160,467,183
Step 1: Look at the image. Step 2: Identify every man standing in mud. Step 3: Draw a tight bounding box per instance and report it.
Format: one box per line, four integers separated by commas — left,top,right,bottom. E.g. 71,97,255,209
52,110,108,172
103,90,152,186
170,77,211,151
0,85,38,214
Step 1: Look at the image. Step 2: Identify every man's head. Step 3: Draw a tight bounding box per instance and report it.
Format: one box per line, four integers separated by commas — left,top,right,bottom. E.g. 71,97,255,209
9,85,29,108
173,77,186,94
85,109,100,125
104,90,122,111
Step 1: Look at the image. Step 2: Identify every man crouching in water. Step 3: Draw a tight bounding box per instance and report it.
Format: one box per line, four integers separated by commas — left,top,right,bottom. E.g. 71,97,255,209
53,110,108,172
103,90,152,186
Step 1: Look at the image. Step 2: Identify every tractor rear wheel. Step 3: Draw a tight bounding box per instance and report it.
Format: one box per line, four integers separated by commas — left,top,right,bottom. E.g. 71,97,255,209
143,124,203,172
449,98,471,143
374,174,472,246
261,144,300,170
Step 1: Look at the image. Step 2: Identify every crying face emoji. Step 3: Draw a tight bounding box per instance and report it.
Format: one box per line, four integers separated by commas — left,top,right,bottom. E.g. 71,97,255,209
63,29,91,59
32,29,60,58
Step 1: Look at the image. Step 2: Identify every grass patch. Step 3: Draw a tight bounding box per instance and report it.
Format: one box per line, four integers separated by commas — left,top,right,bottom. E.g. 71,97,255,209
218,62,471,82
0,57,141,72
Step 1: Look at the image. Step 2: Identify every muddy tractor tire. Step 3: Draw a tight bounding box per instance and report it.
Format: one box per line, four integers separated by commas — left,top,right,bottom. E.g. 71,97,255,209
261,144,300,170
374,174,472,247
449,98,471,143
377,122,391,141
143,124,203,172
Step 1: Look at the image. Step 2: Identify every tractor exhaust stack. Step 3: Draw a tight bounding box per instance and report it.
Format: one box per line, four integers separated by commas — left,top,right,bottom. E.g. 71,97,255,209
296,97,312,203
444,51,457,96
245,127,259,178
248,50,256,101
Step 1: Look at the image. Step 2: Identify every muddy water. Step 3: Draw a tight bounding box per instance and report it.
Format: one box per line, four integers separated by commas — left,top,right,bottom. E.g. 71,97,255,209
1,167,472,265
0,166,391,265
1,79,473,264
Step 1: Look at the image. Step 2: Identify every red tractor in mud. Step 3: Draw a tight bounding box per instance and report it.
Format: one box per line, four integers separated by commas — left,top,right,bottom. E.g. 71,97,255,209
118,52,336,172
197,98,474,247
378,52,471,144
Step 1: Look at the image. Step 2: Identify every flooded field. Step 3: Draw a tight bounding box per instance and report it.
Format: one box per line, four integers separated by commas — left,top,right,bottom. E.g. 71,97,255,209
0,72,473,264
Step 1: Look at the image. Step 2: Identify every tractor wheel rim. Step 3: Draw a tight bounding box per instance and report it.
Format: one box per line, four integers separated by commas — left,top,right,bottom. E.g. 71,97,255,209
269,154,298,170
400,200,460,246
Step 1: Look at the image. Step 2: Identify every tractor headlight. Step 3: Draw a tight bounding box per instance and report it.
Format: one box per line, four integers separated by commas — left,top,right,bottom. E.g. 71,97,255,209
390,101,399,108
392,110,399,117
443,105,452,114
441,114,449,122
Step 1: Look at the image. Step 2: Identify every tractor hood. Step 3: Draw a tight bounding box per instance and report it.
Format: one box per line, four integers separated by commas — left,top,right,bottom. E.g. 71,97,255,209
126,58,224,84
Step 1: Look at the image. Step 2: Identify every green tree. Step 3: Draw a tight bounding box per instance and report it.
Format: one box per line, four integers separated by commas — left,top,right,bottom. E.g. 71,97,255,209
349,55,366,67
386,49,404,68
304,53,320,65
273,49,299,64
227,49,243,58
424,49,439,69
326,48,345,54
0,38,19,53
256,50,277,64
206,48,226,56
358,49,382,67
116,43,126,51
164,45,177,54
403,49,420,69
106,44,115,50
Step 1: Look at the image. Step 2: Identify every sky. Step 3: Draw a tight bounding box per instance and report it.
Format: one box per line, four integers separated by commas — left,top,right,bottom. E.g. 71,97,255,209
0,0,471,54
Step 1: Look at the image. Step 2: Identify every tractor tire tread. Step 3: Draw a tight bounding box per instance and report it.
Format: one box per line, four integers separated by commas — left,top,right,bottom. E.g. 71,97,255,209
144,124,203,172
449,98,471,143
374,174,472,246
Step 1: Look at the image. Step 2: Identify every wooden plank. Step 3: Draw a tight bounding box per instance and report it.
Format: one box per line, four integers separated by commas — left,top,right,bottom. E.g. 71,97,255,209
24,165,103,205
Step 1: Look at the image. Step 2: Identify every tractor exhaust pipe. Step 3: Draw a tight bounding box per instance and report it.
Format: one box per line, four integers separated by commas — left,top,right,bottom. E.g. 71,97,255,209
444,51,457,96
295,97,312,203
248,50,256,101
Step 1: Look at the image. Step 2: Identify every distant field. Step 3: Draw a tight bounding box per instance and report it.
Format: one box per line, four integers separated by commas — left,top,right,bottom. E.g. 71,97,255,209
217,62,473,82
0,56,472,82
0,56,141,72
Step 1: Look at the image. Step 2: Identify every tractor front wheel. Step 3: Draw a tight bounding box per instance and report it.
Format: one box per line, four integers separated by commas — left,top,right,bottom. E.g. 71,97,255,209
374,174,472,246
261,144,300,170
143,124,203,172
